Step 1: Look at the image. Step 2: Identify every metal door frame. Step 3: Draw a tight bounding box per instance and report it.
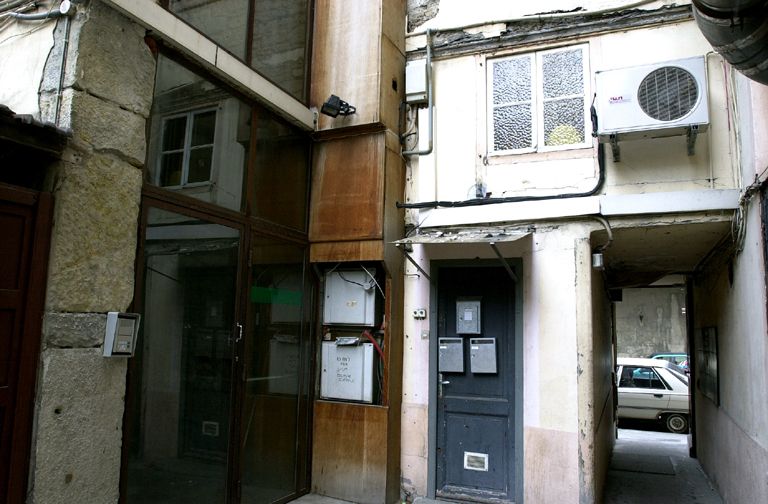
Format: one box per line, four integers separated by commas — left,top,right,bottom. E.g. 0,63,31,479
427,259,524,504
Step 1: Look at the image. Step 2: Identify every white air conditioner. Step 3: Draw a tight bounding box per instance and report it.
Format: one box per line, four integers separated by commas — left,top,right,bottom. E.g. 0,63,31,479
595,56,709,142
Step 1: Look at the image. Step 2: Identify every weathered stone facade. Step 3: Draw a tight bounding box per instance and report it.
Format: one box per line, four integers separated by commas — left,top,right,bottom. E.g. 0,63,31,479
26,2,155,502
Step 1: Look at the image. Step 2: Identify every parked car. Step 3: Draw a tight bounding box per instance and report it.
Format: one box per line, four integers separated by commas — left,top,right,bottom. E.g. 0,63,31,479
616,357,690,433
648,352,689,372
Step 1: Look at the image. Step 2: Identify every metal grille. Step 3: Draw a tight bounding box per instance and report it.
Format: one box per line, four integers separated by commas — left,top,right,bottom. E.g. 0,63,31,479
637,66,699,121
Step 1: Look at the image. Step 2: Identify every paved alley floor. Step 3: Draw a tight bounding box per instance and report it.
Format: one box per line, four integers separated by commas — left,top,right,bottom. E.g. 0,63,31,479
604,428,723,504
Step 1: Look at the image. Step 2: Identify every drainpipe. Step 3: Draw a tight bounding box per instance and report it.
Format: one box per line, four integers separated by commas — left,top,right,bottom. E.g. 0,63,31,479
402,29,433,156
692,0,768,85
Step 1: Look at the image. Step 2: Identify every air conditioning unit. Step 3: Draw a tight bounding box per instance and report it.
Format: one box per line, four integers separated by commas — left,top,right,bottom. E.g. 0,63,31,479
595,56,709,142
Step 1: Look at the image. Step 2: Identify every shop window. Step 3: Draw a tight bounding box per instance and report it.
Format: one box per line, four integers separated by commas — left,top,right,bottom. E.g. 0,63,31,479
487,44,590,155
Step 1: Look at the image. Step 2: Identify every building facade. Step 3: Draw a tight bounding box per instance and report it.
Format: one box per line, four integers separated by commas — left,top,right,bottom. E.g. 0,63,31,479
399,0,768,503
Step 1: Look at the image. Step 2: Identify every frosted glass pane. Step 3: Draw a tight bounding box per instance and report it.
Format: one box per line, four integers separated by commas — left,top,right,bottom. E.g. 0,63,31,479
492,58,531,105
542,49,583,99
543,98,585,146
493,105,532,151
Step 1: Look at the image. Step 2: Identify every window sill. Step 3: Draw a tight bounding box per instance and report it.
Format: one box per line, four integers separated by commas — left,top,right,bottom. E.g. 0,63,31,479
484,146,594,166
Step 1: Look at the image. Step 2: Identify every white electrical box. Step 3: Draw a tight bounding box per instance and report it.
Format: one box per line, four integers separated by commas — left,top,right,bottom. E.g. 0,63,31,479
320,341,374,403
323,269,377,326
406,59,428,104
103,312,141,357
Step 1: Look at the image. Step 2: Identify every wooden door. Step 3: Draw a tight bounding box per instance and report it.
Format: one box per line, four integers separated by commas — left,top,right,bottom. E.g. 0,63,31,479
0,183,52,503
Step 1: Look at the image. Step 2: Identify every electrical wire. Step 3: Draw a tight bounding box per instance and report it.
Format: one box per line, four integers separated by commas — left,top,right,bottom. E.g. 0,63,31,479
360,264,385,298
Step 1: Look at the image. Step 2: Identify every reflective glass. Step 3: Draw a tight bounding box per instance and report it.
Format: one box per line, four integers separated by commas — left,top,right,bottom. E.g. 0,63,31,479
251,0,311,102
148,55,249,211
250,106,310,231
168,0,248,59
241,235,311,502
126,207,241,504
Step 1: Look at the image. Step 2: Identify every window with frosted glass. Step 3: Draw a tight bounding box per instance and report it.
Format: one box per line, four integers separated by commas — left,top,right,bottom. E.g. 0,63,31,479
148,55,250,212
488,45,588,154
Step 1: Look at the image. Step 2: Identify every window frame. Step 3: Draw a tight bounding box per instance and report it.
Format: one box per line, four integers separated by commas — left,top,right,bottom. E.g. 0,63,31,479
157,106,219,189
486,43,591,157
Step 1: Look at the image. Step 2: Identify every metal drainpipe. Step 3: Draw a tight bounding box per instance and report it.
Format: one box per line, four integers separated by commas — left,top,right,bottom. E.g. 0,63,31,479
692,0,768,85
54,12,71,127
402,29,433,156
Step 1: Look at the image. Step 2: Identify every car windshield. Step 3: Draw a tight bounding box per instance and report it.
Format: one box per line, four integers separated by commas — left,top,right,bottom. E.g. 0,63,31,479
667,365,689,386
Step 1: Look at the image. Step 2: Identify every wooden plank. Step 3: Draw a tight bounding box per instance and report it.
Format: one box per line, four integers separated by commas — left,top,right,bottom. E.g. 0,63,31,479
309,240,383,263
379,37,405,134
311,401,389,504
309,134,385,242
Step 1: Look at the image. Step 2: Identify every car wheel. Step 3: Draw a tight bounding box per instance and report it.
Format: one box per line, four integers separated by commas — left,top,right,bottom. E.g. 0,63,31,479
665,413,688,434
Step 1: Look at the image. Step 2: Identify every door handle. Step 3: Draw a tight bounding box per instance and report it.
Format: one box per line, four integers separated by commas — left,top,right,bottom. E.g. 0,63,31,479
235,322,243,343
440,380,450,385
653,393,664,398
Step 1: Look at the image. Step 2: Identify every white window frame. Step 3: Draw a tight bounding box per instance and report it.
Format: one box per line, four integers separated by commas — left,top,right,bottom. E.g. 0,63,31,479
157,107,218,188
486,44,591,157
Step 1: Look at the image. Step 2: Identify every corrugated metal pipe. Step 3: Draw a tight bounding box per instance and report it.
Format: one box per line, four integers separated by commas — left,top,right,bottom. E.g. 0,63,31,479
692,0,768,85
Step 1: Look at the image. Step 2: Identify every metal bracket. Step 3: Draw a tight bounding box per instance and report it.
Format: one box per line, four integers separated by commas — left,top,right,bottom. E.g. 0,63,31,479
686,125,699,156
609,134,621,162
489,242,518,283
395,243,434,285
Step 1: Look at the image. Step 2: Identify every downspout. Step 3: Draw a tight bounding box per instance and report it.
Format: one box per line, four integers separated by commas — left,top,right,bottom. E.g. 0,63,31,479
402,29,433,156
692,0,768,85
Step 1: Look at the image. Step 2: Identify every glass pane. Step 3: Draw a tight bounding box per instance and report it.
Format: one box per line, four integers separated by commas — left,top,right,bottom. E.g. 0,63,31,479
191,111,216,146
251,0,310,102
542,49,584,99
159,152,183,186
168,0,248,59
162,116,187,151
543,97,585,147
493,104,532,151
492,57,531,105
148,55,250,211
250,106,310,231
242,236,311,502
188,147,214,183
126,207,241,504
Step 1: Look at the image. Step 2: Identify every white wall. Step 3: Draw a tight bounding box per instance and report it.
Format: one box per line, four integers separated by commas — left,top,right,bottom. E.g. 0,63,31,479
0,20,56,116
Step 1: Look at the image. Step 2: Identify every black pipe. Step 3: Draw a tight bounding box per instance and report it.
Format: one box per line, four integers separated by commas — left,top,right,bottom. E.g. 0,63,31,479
396,101,606,209
693,0,768,85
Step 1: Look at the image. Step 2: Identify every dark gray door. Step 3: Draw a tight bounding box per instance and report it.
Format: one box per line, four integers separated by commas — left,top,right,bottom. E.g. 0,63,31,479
436,266,515,503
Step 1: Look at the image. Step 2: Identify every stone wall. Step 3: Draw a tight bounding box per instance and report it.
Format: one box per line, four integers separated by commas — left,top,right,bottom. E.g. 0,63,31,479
27,2,155,502
615,287,687,358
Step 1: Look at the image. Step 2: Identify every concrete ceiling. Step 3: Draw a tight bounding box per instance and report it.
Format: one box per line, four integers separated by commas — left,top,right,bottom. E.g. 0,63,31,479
593,220,732,287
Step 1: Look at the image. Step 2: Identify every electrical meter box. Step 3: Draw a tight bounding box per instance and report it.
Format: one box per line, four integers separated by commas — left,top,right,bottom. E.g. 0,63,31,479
320,341,374,402
469,338,497,373
103,312,141,357
456,298,481,334
323,269,377,326
439,337,464,372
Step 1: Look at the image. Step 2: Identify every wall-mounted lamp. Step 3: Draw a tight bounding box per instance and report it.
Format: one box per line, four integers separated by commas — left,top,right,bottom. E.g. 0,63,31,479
320,95,356,117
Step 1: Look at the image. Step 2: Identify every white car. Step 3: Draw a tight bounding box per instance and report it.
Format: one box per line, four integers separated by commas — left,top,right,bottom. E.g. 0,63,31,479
616,357,690,433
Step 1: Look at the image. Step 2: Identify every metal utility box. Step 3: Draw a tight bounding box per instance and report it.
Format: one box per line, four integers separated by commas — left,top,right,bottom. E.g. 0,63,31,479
323,269,377,326
456,298,481,334
405,59,428,104
439,337,464,373
103,312,141,357
320,341,374,403
469,338,497,373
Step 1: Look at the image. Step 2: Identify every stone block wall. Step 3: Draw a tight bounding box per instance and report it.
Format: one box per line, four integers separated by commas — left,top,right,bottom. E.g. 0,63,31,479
27,2,155,503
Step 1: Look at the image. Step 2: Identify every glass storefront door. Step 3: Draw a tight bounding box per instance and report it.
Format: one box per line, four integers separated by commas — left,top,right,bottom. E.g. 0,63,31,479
126,206,242,504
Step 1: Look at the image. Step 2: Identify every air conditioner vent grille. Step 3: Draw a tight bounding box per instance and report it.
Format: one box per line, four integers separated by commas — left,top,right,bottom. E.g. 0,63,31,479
637,66,699,122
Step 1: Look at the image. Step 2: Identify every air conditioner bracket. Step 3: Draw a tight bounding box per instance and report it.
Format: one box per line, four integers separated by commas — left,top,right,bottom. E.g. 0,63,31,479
609,134,621,163
686,125,699,156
